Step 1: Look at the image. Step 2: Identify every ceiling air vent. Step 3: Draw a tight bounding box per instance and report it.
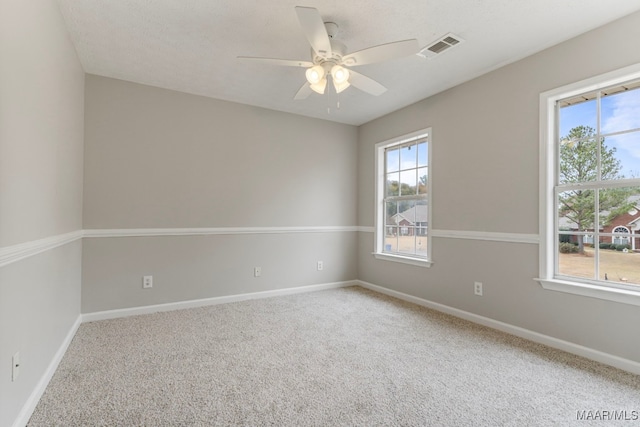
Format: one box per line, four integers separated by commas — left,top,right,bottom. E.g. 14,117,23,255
418,33,464,59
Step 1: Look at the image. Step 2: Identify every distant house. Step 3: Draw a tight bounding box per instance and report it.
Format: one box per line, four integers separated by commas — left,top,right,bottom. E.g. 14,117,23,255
389,204,428,236
559,195,640,250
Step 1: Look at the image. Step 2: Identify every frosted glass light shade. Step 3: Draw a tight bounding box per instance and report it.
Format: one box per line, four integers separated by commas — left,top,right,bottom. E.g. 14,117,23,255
331,65,350,84
310,78,327,94
305,65,325,84
333,79,350,93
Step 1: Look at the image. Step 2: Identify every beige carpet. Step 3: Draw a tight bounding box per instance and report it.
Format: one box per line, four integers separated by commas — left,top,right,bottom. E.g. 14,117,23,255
29,286,640,426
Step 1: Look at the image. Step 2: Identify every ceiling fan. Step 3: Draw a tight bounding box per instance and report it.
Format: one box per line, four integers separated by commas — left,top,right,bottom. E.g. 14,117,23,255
238,6,419,99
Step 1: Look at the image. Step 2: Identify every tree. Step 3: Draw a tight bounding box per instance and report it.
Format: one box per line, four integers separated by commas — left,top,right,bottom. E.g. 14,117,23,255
418,175,427,194
385,180,415,221
559,126,634,253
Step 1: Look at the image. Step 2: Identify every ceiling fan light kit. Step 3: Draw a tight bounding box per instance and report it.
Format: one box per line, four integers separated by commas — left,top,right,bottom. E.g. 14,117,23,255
305,65,325,84
331,65,349,84
238,6,419,100
310,78,327,95
331,65,350,94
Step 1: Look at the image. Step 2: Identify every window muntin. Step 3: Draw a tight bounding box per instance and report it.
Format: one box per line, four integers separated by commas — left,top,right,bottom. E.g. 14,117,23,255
555,80,640,290
375,130,431,265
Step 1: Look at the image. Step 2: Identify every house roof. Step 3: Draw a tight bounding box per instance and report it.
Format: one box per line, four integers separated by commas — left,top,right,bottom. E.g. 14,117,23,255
392,204,428,225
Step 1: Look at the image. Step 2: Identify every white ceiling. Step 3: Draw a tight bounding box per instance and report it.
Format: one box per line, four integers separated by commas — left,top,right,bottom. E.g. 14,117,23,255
57,0,640,126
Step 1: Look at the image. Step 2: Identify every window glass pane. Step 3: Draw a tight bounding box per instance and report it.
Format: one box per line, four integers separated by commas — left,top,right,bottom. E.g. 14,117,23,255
559,98,597,139
396,199,416,255
417,142,428,167
386,148,400,173
599,186,640,233
601,131,640,179
385,201,399,226
400,226,413,236
397,200,415,222
558,138,597,184
400,145,416,170
598,186,640,285
415,200,428,257
386,173,399,196
418,168,428,194
599,253,640,286
557,234,595,279
384,227,398,252
416,235,428,257
601,86,640,135
403,200,416,222
400,170,417,196
415,199,428,222
557,190,596,233
398,227,416,254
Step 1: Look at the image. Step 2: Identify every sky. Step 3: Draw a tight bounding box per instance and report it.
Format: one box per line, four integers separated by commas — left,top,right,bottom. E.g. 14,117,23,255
386,142,428,189
560,86,640,178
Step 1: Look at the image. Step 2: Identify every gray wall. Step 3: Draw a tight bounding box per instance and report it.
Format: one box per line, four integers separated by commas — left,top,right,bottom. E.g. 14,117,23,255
82,76,358,312
0,0,84,425
357,11,640,363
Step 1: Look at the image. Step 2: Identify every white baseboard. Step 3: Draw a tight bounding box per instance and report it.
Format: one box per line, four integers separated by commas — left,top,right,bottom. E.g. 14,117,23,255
12,314,82,427
82,280,357,322
357,280,640,375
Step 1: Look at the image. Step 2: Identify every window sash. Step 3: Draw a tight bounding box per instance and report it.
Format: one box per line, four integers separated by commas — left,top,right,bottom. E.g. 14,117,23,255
553,79,640,289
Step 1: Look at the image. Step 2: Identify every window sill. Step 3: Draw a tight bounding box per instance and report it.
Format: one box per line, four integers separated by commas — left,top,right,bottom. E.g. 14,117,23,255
373,252,433,268
535,278,640,307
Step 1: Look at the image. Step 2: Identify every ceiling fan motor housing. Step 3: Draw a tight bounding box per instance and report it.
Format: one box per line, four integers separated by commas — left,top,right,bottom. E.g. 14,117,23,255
312,38,346,66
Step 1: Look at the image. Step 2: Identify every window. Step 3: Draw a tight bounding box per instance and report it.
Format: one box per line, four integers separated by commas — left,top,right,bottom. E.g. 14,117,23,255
374,129,431,267
539,64,640,306
611,226,630,245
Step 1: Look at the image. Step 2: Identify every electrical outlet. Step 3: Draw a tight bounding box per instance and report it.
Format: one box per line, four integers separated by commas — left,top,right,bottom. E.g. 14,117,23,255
254,267,261,277
317,261,323,271
12,352,20,381
474,281,483,296
143,275,153,289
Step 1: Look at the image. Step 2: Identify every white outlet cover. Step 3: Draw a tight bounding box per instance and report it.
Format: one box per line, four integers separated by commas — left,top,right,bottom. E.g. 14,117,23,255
143,275,153,288
474,282,483,296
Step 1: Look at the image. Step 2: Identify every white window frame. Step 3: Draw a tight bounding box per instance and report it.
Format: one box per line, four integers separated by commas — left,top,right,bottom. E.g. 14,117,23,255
537,63,640,307
374,128,433,267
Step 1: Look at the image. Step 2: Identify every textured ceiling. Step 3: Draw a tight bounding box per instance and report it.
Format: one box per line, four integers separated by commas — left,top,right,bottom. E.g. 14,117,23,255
57,0,640,126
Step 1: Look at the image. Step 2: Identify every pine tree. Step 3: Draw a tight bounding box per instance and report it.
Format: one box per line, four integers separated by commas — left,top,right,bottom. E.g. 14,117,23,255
559,126,633,253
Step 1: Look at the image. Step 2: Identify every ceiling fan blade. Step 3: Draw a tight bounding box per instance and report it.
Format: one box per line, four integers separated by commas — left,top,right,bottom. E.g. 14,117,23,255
295,6,332,58
294,83,313,100
348,70,387,96
237,57,313,68
342,39,419,66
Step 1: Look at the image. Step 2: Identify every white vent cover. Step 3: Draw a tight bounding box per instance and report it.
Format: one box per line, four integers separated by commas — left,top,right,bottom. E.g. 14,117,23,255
418,33,464,59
